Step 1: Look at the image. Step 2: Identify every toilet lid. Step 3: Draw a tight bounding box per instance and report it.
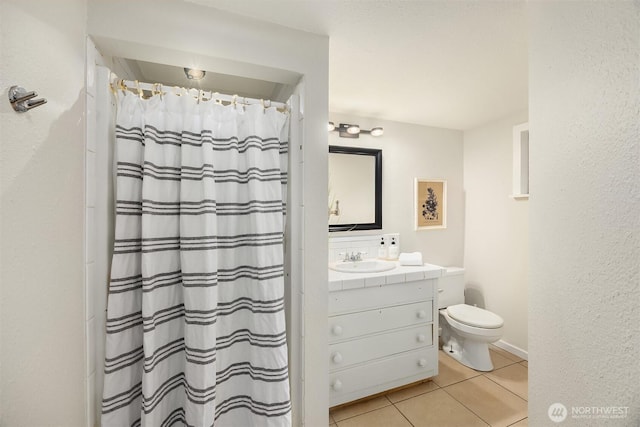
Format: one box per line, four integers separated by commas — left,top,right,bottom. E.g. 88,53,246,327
446,304,504,329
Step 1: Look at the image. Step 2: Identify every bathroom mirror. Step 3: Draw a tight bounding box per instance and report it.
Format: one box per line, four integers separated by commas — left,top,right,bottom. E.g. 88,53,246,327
328,145,382,232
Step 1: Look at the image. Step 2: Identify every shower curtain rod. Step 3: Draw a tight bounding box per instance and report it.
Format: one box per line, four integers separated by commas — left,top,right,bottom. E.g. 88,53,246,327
112,78,288,110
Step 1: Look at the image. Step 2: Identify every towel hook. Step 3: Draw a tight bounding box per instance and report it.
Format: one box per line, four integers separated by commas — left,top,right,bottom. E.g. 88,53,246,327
8,85,47,112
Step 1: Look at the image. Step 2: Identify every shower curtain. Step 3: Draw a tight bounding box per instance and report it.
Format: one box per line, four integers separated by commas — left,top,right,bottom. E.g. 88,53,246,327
101,90,291,427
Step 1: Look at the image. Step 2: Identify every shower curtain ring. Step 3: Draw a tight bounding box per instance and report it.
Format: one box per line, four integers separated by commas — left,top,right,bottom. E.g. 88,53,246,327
134,80,143,98
155,83,164,100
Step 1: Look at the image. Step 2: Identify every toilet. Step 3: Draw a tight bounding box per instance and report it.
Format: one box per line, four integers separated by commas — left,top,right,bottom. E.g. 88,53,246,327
438,267,504,371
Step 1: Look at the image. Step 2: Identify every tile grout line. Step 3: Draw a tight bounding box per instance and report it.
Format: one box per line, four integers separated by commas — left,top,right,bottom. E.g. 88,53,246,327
506,416,528,426
440,382,492,427
489,347,525,364
329,396,393,424
330,384,442,426
391,401,416,427
385,383,442,404
487,351,521,369
481,372,528,402
330,352,526,426
437,352,528,426
433,372,481,389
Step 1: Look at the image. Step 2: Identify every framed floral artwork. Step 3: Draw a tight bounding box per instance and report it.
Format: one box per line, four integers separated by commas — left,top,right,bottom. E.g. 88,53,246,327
415,179,447,230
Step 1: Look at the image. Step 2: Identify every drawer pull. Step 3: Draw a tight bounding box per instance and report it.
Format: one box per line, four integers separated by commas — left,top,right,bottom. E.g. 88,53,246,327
332,379,343,391
332,352,343,364
417,310,427,319
331,325,343,336
417,334,426,343
418,358,427,368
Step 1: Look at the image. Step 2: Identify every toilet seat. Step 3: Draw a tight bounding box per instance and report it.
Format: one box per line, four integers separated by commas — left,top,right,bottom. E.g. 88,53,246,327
446,304,504,329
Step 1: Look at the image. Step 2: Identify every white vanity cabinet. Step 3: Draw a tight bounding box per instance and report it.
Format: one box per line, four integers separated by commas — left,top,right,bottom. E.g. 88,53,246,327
328,267,441,407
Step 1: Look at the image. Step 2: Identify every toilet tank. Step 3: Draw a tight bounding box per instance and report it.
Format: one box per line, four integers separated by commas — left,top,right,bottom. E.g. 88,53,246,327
438,267,465,309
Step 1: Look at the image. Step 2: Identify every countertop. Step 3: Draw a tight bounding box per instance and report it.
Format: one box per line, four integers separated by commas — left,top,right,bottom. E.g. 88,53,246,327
329,262,444,292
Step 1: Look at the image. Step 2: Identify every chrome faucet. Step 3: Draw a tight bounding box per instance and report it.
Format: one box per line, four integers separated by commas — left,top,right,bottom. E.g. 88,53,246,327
339,251,367,262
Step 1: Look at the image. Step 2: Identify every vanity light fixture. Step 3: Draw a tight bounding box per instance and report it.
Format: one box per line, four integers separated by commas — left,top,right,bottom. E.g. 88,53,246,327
329,123,384,139
370,127,384,137
184,68,206,80
346,124,360,135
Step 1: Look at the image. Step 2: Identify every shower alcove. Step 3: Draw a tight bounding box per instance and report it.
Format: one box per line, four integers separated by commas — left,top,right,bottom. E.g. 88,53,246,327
84,3,329,425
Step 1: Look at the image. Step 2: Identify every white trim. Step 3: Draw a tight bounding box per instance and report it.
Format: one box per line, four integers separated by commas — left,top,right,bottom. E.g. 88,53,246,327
493,339,528,361
512,122,530,197
285,92,304,427
329,234,383,244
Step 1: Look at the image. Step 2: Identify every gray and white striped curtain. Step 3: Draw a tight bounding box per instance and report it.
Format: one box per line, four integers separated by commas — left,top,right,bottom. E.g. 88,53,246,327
102,91,291,427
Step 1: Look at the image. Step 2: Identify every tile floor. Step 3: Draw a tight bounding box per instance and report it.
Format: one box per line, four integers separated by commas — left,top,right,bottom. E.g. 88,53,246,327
329,345,528,427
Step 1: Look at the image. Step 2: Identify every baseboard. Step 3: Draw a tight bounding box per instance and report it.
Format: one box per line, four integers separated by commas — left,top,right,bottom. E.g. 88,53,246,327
493,340,528,361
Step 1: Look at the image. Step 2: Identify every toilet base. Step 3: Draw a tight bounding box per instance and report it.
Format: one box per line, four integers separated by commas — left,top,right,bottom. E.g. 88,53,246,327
442,338,494,372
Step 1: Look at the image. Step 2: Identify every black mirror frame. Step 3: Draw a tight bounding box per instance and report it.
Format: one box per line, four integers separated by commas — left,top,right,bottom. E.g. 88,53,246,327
329,145,382,232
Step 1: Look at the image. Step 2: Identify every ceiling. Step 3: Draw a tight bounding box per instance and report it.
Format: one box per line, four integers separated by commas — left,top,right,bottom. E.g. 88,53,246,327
120,59,289,101
182,0,529,130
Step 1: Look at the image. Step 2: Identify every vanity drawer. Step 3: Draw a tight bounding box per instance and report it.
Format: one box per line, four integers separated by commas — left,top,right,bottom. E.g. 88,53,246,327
329,324,433,370
329,301,432,343
329,279,434,315
329,348,437,406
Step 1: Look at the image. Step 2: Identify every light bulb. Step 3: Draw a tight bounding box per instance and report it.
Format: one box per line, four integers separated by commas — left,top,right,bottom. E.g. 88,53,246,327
346,125,360,135
184,68,206,80
370,127,384,137
328,122,335,131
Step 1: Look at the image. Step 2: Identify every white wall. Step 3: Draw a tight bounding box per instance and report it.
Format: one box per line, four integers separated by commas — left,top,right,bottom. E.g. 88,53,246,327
463,109,529,353
329,113,464,267
88,2,329,426
0,0,88,425
528,2,639,425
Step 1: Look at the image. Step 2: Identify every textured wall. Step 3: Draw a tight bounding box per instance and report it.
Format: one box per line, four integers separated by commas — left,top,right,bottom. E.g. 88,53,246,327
328,113,464,267
463,109,529,353
0,0,87,425
529,2,640,425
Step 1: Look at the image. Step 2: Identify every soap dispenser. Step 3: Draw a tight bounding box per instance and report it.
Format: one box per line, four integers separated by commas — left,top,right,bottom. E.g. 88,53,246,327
388,237,399,260
377,237,387,259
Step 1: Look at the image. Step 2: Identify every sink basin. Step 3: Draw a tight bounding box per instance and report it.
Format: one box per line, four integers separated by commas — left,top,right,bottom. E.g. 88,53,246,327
329,259,397,273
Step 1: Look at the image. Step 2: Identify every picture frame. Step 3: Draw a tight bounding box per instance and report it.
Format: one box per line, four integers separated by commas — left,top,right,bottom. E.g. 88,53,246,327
414,178,447,230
